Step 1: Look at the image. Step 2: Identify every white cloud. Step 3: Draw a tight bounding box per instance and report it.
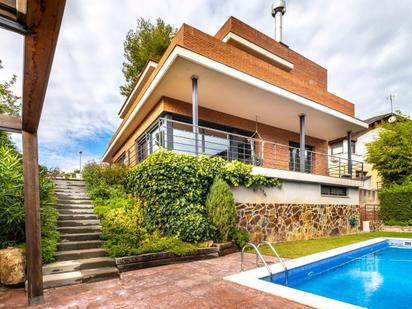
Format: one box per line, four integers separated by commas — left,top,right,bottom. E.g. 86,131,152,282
1,0,411,171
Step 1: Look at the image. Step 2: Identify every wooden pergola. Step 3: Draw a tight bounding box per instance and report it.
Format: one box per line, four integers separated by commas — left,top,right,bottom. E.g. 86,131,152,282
0,0,66,305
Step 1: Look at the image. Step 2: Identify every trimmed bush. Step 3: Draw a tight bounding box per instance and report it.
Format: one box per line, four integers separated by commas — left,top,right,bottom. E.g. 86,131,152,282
205,177,236,241
379,182,412,224
127,149,280,243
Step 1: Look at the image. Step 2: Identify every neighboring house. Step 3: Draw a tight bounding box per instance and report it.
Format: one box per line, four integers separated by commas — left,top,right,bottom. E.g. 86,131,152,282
329,113,394,190
103,16,370,241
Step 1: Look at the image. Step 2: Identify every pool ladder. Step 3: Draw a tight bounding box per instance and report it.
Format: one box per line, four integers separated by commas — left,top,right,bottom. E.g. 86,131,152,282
241,241,288,286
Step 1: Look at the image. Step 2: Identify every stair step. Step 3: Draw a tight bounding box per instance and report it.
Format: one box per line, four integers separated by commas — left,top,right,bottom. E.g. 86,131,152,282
58,240,103,251
43,257,116,275
56,248,107,261
56,194,90,199
81,267,119,283
56,204,94,210
59,214,98,220
43,271,82,289
58,208,95,215
57,199,91,204
58,220,101,227
58,226,101,234
60,232,101,241
43,266,118,288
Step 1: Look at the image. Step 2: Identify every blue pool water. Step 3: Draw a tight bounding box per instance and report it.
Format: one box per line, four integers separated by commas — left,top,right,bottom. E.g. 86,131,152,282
262,240,412,308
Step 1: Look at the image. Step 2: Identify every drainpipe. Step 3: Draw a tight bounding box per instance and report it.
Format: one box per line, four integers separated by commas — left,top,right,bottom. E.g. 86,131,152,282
347,131,353,178
299,114,305,173
192,75,199,155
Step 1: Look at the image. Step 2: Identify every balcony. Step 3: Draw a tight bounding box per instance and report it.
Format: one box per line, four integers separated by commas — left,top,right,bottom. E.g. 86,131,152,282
120,118,364,180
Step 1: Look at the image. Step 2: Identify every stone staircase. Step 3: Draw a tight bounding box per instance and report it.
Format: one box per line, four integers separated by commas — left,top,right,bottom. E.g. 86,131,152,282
42,179,119,288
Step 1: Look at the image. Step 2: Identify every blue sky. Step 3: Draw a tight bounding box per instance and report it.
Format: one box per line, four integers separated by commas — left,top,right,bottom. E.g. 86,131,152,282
1,0,411,171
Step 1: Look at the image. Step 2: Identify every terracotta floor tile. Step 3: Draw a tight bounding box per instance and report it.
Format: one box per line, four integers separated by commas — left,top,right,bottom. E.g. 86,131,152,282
0,253,310,309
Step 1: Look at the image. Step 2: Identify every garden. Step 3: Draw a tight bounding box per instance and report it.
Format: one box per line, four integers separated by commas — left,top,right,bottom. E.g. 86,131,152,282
82,149,281,258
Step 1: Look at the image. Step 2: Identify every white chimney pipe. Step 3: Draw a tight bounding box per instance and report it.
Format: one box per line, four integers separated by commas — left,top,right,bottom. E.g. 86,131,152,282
272,0,286,43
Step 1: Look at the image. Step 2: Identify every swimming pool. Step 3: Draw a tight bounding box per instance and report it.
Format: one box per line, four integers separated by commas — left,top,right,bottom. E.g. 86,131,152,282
225,238,412,309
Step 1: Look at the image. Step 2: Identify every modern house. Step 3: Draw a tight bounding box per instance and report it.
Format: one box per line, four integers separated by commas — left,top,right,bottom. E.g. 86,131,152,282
329,113,395,190
103,15,369,241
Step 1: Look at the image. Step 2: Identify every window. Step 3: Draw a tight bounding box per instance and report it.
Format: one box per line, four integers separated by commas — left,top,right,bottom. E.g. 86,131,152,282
331,142,343,155
117,152,126,164
321,185,348,197
289,141,313,173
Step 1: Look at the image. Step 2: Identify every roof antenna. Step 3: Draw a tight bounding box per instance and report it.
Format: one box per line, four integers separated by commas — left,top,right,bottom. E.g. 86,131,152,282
386,94,396,115
272,0,286,43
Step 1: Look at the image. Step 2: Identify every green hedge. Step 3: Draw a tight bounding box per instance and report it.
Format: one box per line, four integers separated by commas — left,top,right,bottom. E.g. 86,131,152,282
127,149,280,243
379,182,412,224
0,145,59,263
82,162,128,200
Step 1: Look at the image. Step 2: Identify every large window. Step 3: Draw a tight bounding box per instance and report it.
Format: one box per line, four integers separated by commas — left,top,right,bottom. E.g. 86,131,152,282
289,141,313,173
331,141,356,155
321,185,348,197
331,142,343,155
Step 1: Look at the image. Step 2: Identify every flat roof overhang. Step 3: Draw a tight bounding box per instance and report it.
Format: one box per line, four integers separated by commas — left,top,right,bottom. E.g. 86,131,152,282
103,46,368,161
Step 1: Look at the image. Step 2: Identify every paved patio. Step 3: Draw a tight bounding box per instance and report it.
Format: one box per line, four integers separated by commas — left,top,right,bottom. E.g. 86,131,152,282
0,253,309,308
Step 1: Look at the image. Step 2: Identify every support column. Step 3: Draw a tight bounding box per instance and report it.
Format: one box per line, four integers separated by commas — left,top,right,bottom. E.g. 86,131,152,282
22,131,44,305
299,114,306,173
164,114,174,150
192,75,199,155
347,130,353,177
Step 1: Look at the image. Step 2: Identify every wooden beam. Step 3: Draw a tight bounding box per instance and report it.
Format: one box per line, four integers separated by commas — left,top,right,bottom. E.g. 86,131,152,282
0,114,22,133
22,0,66,133
22,130,43,305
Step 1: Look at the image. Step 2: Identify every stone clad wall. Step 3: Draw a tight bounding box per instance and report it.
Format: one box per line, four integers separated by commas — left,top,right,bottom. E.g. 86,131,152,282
236,203,360,243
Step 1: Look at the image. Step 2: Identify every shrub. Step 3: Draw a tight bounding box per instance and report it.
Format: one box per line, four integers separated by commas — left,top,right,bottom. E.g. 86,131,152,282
99,198,148,257
379,182,412,224
127,149,280,243
0,145,59,263
205,177,236,241
82,163,128,200
230,228,249,248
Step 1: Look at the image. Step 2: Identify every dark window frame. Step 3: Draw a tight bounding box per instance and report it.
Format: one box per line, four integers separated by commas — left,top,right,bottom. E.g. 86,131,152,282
321,185,348,197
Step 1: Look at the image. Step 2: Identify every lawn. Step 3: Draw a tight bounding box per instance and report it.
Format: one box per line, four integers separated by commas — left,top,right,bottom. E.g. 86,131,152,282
257,232,412,259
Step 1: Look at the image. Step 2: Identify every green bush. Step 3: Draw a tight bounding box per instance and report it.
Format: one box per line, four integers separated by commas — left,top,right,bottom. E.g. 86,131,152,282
127,149,280,243
94,196,200,257
82,163,128,200
205,177,236,241
230,227,250,248
100,199,148,257
0,145,59,263
379,182,412,224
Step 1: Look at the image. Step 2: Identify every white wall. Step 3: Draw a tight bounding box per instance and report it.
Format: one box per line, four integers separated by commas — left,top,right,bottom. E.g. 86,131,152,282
232,179,359,205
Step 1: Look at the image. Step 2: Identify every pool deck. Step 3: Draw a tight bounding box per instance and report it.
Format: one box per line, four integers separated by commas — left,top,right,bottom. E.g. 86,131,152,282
0,252,309,308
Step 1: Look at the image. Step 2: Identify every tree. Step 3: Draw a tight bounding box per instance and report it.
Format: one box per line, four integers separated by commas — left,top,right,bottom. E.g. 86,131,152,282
205,177,237,242
367,114,412,185
120,18,176,96
0,60,21,148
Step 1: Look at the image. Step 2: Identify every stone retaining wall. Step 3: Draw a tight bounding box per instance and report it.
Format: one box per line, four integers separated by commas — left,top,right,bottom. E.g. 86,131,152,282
237,203,360,243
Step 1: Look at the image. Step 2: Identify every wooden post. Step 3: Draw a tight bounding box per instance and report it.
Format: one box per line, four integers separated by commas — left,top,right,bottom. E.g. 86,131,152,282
22,130,44,305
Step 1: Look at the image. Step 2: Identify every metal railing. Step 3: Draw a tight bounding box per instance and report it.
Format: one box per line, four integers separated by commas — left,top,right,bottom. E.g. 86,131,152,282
119,117,364,180
241,243,273,277
257,241,288,286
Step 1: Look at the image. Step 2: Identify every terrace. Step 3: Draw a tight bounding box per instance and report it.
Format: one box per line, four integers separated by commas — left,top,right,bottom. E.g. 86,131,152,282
120,117,365,180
